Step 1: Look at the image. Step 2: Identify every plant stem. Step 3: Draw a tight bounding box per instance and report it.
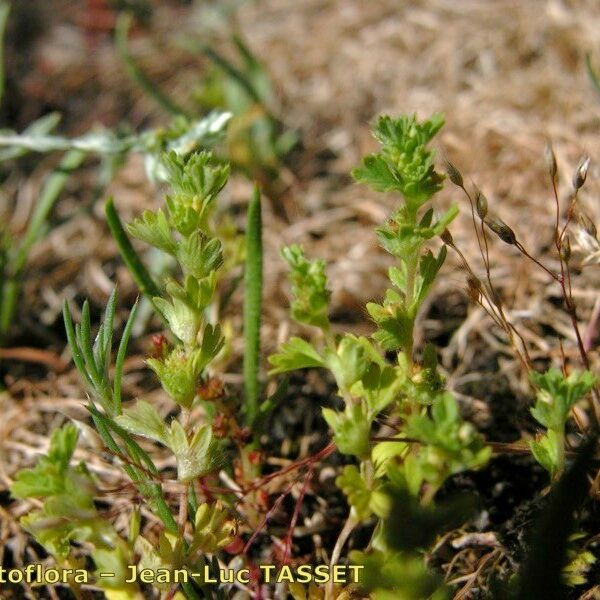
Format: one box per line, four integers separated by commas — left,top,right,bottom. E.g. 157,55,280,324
554,429,566,480
326,513,357,600
404,253,419,374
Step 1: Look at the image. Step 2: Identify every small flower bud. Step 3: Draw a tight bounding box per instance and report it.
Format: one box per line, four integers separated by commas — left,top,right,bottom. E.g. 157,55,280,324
475,189,488,219
573,155,590,191
484,216,517,245
544,142,557,179
444,160,464,187
440,228,454,245
560,235,571,262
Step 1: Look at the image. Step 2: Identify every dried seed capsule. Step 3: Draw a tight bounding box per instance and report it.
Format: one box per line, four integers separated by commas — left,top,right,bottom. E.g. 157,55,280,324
484,216,517,245
573,155,590,190
544,142,557,179
475,189,488,219
440,228,454,245
444,160,464,187
560,235,571,262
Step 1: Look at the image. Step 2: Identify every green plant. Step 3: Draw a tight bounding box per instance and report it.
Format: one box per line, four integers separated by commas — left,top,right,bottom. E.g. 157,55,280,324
0,0,10,107
116,12,190,118
511,436,596,600
443,135,600,497
115,10,297,184
440,131,600,595
10,424,141,599
0,109,231,185
10,149,261,599
0,108,231,346
192,34,298,182
269,114,490,599
529,368,595,479
562,533,596,587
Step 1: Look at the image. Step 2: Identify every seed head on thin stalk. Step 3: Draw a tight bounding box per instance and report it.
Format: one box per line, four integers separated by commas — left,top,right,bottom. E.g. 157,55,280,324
475,189,488,220
444,159,464,188
573,155,590,191
544,142,558,181
484,216,517,246
447,176,528,367
482,209,558,281
440,228,454,245
545,151,600,426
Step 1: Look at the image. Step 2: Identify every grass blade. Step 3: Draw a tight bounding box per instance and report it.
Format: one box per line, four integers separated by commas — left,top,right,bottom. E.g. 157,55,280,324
113,297,139,415
585,53,600,97
0,150,85,338
115,12,188,117
76,300,114,413
0,1,11,107
243,184,263,425
79,300,102,388
95,287,117,374
14,150,86,274
201,44,262,105
88,404,158,474
62,300,93,387
87,404,179,527
105,197,162,306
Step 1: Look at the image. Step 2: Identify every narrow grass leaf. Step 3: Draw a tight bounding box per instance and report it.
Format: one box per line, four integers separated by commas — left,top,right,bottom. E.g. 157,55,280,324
115,13,188,117
585,53,600,97
243,184,263,425
62,301,93,387
1,150,85,336
95,287,117,373
201,45,263,105
79,300,102,389
113,297,139,415
105,197,163,308
0,1,10,107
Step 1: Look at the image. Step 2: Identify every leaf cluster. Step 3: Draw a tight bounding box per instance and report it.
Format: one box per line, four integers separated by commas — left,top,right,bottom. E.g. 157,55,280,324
529,369,595,477
269,115,489,557
116,400,223,481
282,244,331,330
401,393,491,496
352,114,444,210
11,425,135,592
